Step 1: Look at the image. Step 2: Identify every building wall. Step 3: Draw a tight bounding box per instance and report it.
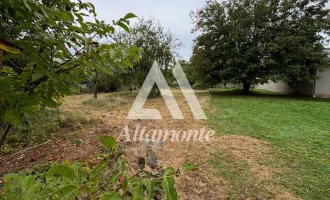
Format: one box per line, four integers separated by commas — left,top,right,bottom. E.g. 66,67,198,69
256,81,314,97
256,81,294,94
315,68,330,98
257,48,330,98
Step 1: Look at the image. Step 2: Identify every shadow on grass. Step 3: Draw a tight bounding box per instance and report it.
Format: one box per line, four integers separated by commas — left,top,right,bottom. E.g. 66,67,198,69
209,88,330,103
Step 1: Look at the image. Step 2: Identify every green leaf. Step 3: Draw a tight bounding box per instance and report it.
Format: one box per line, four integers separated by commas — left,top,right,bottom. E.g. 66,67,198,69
107,170,122,184
182,163,199,173
40,6,49,18
4,109,21,126
46,164,75,182
53,185,78,200
98,136,116,153
86,182,98,194
40,98,58,108
0,66,14,73
132,183,143,200
3,53,21,61
62,188,79,200
23,0,32,12
117,21,130,32
163,167,176,176
161,177,178,200
49,8,72,21
122,176,128,193
120,158,126,173
35,12,45,20
20,71,32,83
31,72,45,82
40,185,56,197
87,3,96,13
27,182,42,195
80,22,89,32
124,13,137,20
106,26,115,33
90,159,107,178
101,191,121,200
3,173,20,182
21,176,35,189
73,162,83,184
46,71,60,82
144,179,155,200
69,25,83,33
21,106,37,114
3,174,20,200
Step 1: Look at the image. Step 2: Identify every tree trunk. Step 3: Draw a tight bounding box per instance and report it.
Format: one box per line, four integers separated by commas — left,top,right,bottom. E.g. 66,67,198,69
93,71,98,99
93,87,98,99
93,87,97,99
242,80,251,94
0,123,12,148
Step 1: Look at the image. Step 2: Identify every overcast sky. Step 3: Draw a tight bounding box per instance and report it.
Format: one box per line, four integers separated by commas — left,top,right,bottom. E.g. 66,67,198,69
88,0,330,61
88,0,206,60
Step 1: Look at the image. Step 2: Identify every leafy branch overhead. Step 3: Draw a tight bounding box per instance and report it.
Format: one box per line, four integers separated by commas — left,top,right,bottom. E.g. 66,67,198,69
0,0,140,131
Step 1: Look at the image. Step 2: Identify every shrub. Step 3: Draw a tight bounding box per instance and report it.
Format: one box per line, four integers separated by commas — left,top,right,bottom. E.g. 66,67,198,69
1,136,197,200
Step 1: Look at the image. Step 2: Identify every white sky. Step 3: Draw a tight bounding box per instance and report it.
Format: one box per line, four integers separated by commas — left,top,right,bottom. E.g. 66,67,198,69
87,0,206,60
87,0,330,61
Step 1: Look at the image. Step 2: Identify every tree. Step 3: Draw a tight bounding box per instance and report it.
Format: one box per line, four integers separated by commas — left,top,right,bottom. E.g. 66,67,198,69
188,47,216,88
191,0,330,93
0,0,139,147
112,17,181,96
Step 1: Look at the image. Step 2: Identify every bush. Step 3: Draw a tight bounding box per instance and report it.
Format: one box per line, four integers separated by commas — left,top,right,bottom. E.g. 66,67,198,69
98,74,123,93
84,73,124,94
1,136,198,200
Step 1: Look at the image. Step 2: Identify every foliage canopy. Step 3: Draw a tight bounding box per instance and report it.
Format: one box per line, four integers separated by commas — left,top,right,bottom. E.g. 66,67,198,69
190,0,330,92
0,0,139,146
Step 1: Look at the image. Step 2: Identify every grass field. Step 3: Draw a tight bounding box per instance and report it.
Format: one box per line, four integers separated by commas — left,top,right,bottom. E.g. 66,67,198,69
1,89,329,199
208,89,330,200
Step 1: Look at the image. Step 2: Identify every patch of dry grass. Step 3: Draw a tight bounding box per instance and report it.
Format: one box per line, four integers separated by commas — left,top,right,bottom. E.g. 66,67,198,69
1,109,101,154
83,95,129,109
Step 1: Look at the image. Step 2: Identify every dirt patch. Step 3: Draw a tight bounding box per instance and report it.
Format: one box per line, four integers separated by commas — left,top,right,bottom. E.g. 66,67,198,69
0,91,299,200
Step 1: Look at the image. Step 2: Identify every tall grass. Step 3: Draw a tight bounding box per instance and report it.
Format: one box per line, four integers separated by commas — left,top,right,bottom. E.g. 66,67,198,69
1,109,100,154
82,93,133,109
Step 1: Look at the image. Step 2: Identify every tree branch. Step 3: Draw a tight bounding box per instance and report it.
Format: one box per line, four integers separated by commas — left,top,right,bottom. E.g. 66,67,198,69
54,45,86,69
56,63,80,74
53,32,98,70
0,123,12,148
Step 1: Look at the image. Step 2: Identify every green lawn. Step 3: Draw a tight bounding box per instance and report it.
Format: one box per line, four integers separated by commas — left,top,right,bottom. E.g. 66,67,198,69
207,89,330,200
